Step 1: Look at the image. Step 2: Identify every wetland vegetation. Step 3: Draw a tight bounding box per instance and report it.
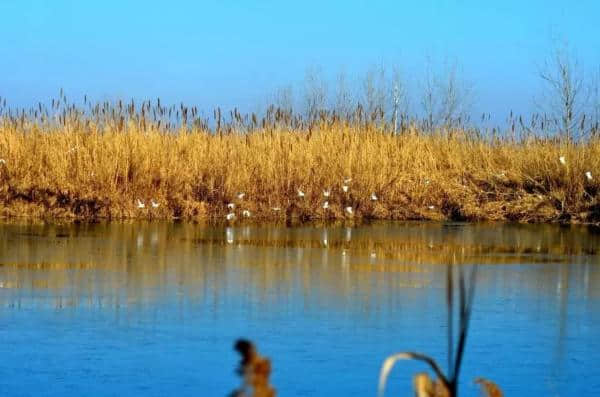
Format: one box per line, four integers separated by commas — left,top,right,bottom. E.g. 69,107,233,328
0,95,599,224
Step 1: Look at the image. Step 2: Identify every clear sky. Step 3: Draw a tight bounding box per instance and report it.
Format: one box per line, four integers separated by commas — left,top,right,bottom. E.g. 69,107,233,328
1,0,599,119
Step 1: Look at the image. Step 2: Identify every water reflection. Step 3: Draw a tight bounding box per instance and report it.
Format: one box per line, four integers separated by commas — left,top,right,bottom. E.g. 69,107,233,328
0,222,599,310
0,222,599,396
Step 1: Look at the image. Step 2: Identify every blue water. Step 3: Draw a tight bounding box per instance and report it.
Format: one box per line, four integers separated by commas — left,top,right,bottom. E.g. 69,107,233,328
0,222,599,396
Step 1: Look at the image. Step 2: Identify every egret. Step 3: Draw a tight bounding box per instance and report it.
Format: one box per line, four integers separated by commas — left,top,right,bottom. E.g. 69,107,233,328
323,189,330,198
272,207,281,211
559,156,566,165
0,159,5,164
137,199,145,209
237,192,245,200
297,189,305,198
371,193,378,201
585,171,593,181
345,206,353,215
226,213,236,221
428,205,435,210
227,203,235,210
322,201,329,209
342,185,349,193
242,210,251,217
151,200,159,208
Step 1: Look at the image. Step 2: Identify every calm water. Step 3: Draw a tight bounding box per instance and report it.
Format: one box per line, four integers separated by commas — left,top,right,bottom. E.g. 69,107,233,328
0,222,599,396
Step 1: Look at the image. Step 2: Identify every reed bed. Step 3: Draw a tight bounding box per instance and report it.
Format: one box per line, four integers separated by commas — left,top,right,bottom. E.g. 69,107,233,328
0,101,599,223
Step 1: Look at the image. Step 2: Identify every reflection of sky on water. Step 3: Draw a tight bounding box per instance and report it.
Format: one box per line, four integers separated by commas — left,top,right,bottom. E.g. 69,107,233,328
0,222,599,396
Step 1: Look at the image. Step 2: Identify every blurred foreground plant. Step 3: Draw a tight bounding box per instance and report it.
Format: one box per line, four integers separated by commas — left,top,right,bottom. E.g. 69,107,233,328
230,339,276,397
378,263,503,397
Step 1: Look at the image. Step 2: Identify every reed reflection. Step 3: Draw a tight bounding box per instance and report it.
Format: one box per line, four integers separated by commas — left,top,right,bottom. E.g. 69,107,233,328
0,222,599,312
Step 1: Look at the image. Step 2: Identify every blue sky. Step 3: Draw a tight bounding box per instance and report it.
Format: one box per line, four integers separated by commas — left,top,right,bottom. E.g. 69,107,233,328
1,0,599,119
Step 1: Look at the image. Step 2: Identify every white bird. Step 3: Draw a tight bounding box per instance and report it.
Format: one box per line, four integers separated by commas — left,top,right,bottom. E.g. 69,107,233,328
585,171,593,181
151,200,159,208
226,213,236,221
344,178,352,184
371,193,378,201
0,159,5,165
345,206,353,215
424,179,430,185
323,189,330,197
227,203,235,210
428,205,435,210
323,239,328,246
272,207,281,211
137,199,145,209
370,252,377,259
342,185,349,193
242,210,251,217
559,156,566,165
322,201,329,209
237,192,245,200
297,189,305,198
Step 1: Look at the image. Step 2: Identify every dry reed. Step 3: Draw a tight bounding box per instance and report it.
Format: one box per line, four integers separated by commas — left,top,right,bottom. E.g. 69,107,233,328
1,104,599,223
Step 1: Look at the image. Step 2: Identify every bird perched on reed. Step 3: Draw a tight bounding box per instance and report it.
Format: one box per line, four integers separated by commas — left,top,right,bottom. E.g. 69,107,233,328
137,199,145,209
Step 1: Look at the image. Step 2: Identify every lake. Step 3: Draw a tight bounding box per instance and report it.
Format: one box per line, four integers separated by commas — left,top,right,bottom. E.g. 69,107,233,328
1,221,599,396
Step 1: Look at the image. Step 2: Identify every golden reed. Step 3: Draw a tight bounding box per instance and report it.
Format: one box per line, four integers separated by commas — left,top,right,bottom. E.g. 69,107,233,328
0,108,598,223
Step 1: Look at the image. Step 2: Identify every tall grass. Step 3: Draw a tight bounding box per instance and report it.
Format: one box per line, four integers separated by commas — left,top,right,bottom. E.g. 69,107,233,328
0,99,599,223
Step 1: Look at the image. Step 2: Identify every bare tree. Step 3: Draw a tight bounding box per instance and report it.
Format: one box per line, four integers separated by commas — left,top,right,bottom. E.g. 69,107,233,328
421,58,438,130
334,68,353,120
537,42,589,140
591,66,600,136
362,63,388,120
420,58,472,131
438,62,472,127
391,66,408,134
303,66,328,121
272,84,294,113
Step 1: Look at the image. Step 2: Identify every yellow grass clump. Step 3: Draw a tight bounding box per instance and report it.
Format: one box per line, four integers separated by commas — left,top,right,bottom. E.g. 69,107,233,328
0,116,599,223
